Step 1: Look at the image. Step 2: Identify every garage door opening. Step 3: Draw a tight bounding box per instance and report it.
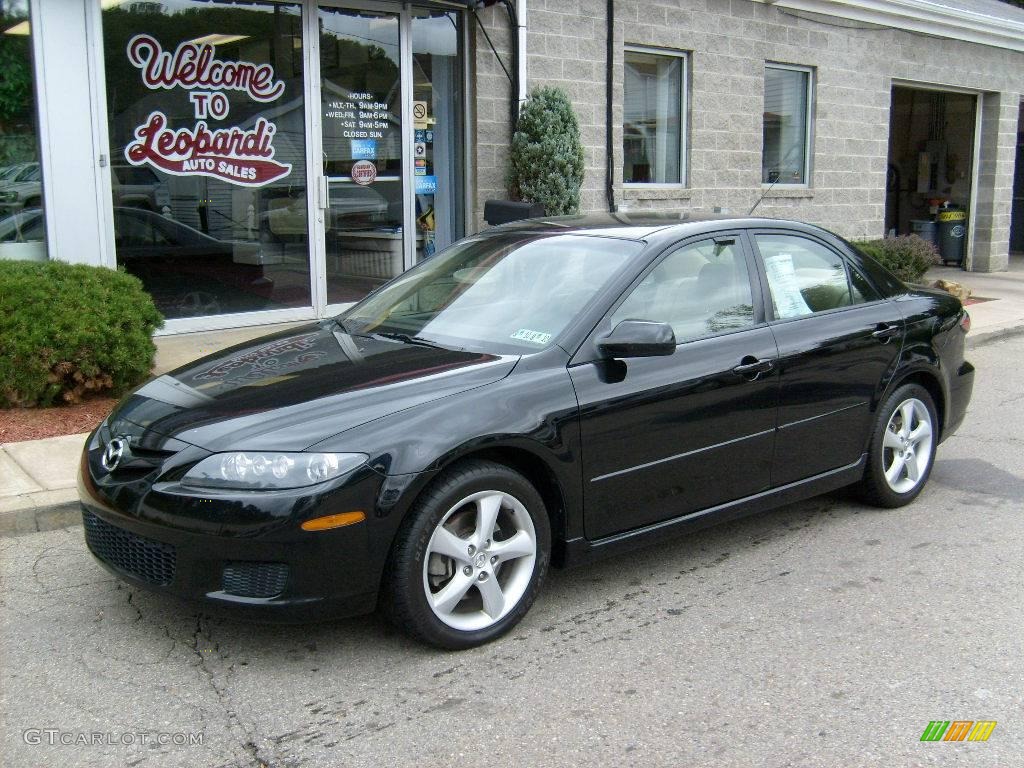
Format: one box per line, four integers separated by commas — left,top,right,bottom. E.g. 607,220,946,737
885,87,977,265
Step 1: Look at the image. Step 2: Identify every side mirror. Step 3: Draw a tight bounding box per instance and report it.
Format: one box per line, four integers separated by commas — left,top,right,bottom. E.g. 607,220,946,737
597,320,676,359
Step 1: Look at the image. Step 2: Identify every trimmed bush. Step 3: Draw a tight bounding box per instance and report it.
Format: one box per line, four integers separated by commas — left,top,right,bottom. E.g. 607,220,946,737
851,234,939,284
0,260,162,407
507,86,585,216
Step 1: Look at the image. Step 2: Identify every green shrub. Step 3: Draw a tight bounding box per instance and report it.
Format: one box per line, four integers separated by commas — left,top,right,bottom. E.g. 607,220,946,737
0,260,163,407
851,234,938,284
507,86,585,216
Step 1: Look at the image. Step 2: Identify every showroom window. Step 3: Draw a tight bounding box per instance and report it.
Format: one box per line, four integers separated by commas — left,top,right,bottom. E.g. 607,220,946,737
0,0,47,261
623,47,686,186
101,0,309,321
762,64,813,185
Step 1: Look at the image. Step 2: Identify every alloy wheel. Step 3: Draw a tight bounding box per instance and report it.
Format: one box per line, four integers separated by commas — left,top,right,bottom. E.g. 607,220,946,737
882,397,934,494
422,490,537,632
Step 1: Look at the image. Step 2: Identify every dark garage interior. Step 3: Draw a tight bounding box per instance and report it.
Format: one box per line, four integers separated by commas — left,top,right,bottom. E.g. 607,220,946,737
885,87,977,263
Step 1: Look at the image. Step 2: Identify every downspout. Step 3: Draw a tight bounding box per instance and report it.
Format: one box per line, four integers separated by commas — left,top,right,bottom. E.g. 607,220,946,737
515,1,527,109
605,0,615,212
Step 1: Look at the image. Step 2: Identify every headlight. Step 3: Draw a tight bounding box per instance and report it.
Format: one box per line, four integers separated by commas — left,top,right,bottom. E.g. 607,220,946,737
0,192,16,202
182,452,367,490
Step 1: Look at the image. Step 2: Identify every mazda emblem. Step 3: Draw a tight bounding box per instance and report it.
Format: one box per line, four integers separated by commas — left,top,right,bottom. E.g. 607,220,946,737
101,437,128,472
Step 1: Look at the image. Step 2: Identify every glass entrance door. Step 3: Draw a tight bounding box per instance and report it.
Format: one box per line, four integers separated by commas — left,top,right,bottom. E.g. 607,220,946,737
318,5,404,304
316,2,463,308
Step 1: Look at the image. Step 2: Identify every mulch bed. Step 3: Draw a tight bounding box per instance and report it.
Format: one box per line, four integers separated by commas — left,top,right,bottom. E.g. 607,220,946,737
0,397,117,444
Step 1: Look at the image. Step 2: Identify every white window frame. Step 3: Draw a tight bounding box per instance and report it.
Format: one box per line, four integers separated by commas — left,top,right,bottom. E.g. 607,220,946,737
762,62,815,188
623,45,688,189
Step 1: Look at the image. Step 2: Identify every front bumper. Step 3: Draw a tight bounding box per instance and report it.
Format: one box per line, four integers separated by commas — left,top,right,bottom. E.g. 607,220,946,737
78,440,394,622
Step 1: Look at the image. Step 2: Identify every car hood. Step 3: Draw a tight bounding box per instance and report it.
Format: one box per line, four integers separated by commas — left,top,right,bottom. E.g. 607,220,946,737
106,321,518,452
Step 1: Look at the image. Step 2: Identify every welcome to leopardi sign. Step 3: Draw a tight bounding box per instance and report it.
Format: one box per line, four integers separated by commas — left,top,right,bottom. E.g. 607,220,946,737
123,34,292,187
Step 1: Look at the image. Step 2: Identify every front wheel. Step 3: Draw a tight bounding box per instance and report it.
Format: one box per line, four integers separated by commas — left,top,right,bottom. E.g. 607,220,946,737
382,460,551,649
856,383,938,507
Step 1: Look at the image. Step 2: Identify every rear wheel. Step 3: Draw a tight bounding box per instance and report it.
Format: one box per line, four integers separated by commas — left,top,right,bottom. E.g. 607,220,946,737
857,383,937,507
382,460,550,649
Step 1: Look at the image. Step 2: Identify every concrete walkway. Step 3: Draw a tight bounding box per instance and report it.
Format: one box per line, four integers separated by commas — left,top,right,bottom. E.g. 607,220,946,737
2,263,1023,535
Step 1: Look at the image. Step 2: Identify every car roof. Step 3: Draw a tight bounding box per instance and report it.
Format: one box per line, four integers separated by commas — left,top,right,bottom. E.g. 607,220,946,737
488,212,826,241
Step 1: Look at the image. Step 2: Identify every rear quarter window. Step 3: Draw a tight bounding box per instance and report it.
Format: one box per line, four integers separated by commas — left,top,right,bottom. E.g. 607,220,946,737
842,240,906,297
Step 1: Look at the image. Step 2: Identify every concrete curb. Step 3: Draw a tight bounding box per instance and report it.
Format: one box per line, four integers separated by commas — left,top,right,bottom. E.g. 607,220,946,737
0,499,80,537
968,323,1024,348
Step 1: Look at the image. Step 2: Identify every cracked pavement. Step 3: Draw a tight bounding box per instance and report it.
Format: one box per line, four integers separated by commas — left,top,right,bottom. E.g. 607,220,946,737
2,335,1023,767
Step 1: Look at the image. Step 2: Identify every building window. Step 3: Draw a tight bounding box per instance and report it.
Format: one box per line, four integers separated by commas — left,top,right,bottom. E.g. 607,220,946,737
623,47,686,185
0,1,48,262
762,64,813,185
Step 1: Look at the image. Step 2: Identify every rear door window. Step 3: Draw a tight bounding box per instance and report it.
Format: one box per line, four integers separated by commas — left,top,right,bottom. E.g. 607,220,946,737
753,234,865,319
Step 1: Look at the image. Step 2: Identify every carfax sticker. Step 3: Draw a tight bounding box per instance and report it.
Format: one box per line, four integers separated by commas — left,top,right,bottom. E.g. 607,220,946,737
511,328,552,345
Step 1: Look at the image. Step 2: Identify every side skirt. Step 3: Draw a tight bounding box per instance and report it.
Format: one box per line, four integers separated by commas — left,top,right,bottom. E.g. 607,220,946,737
555,454,867,568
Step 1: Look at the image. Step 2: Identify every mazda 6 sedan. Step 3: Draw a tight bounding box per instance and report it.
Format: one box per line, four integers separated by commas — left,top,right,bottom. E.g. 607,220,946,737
79,214,974,649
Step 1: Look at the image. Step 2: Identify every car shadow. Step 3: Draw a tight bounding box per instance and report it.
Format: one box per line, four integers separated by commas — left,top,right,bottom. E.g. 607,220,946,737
117,488,871,659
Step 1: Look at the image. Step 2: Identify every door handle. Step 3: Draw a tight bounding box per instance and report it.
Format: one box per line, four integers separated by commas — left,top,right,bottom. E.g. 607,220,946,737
732,357,774,378
871,323,900,342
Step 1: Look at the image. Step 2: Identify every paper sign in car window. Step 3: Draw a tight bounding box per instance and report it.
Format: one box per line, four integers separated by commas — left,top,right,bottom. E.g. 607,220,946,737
764,253,812,318
511,328,552,345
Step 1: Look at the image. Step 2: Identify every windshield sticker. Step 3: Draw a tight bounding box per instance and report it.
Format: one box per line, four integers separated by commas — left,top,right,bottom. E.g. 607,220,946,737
511,328,552,345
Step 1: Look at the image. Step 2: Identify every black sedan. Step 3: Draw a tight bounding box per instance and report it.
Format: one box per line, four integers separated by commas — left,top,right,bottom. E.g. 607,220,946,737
79,214,974,649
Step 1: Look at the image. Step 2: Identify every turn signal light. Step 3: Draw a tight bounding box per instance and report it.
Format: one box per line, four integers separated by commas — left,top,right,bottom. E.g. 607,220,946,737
300,511,366,531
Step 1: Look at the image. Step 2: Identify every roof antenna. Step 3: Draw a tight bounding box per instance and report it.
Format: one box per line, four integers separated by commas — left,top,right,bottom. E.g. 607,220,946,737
748,142,803,216
748,174,779,216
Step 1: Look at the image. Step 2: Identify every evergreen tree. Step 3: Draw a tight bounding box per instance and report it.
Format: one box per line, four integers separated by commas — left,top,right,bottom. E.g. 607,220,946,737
507,87,585,216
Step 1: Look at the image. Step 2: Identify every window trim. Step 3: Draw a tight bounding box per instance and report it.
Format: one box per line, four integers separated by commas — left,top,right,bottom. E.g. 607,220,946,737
622,45,689,189
761,62,815,189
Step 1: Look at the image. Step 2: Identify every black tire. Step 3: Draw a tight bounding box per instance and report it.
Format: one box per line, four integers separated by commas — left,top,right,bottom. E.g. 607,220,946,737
856,383,938,508
381,460,551,650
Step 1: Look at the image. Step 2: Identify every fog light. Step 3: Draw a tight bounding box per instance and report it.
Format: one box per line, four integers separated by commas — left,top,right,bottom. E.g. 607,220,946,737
300,511,366,531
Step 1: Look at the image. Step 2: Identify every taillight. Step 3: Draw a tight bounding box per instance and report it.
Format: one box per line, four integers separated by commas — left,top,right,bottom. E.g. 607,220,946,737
959,309,971,334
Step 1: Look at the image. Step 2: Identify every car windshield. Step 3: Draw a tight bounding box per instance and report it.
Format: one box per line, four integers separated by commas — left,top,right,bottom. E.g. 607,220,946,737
338,232,643,354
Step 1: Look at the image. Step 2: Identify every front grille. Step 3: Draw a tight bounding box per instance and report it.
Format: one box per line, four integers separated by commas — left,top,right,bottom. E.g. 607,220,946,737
222,562,289,598
82,511,176,586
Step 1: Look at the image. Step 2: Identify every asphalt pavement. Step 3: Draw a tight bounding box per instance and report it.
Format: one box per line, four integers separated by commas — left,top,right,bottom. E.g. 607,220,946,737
1,334,1023,768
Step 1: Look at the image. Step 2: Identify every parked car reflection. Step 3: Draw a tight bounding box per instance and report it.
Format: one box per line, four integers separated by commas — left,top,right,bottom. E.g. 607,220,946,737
111,207,284,319
0,207,47,262
0,164,42,213
0,206,297,317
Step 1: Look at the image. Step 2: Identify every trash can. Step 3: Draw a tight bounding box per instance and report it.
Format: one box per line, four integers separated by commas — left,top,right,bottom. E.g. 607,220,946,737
910,219,939,251
937,208,967,266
